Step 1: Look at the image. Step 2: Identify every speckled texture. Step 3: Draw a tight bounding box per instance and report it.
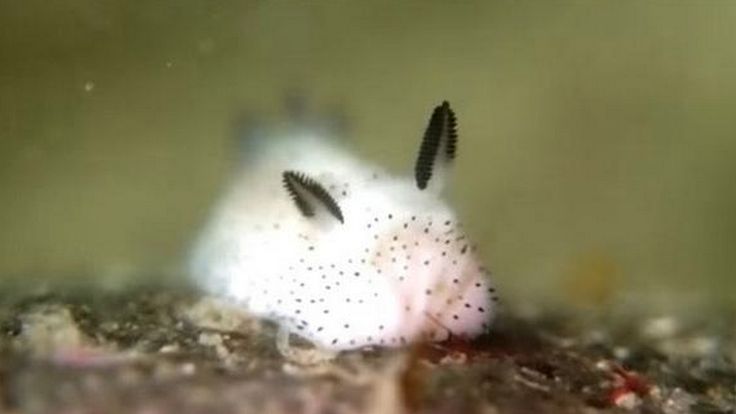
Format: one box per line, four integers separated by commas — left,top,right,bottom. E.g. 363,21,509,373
0,286,733,414
189,102,497,351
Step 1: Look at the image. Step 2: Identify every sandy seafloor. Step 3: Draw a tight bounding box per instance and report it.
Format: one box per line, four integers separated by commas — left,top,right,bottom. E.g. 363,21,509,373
0,285,733,414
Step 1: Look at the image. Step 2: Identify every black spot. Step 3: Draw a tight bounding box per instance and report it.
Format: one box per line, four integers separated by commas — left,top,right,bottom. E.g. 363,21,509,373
475,282,481,287
425,289,432,295
344,324,350,329
452,278,459,284
332,338,338,344
478,307,485,313
453,315,459,320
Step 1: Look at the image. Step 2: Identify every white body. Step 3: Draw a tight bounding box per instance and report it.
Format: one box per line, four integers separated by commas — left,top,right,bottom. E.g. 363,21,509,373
189,133,497,350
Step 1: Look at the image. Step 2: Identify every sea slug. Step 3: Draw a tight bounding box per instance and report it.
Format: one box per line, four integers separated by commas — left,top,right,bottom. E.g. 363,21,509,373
189,100,499,351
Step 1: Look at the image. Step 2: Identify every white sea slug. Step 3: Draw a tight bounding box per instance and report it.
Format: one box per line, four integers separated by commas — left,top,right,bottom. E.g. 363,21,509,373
189,101,499,351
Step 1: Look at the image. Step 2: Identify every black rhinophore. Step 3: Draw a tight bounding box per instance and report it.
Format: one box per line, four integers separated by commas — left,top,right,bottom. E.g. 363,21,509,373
414,101,458,190
283,170,345,223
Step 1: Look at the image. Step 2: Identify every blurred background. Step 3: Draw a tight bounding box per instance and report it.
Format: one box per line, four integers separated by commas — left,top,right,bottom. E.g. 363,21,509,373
1,1,734,309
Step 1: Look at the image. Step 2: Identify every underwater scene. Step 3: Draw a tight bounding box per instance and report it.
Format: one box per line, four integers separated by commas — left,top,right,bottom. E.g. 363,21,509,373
0,2,734,413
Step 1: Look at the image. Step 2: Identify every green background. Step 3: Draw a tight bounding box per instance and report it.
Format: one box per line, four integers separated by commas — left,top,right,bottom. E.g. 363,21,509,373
1,1,734,308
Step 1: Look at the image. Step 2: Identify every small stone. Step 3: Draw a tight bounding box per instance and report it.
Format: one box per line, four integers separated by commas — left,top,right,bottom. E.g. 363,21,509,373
613,346,631,360
613,391,641,410
158,344,180,354
641,316,678,339
180,362,196,376
662,387,695,414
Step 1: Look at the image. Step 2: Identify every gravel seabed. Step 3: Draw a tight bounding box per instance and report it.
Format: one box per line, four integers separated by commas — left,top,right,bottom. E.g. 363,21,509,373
0,286,733,414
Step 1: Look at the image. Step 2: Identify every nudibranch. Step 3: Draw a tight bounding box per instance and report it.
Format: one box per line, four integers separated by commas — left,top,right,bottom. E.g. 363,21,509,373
189,101,498,351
